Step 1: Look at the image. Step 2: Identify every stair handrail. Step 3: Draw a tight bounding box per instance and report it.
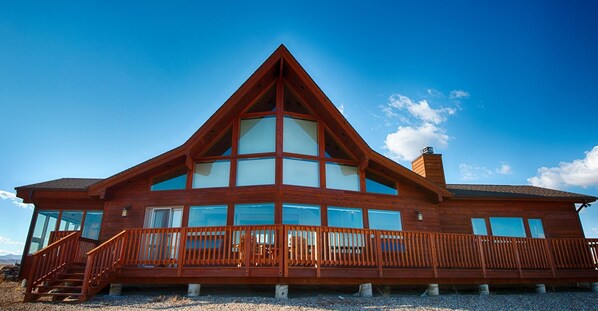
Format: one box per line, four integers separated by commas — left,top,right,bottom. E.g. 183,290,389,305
25,231,82,299
81,230,128,299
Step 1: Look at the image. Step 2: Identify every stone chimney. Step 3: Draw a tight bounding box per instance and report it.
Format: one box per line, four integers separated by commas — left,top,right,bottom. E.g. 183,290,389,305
411,147,446,187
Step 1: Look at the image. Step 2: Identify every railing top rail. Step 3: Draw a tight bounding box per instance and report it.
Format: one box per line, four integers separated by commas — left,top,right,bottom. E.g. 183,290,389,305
86,230,127,256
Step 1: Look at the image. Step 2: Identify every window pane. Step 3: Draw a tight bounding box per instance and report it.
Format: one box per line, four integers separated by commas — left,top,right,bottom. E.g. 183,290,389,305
368,210,402,231
325,131,351,159
189,205,228,227
237,158,275,186
325,163,359,191
528,219,545,238
327,206,363,228
471,218,488,235
489,217,526,237
202,129,232,156
151,168,187,191
82,211,103,240
238,117,276,154
365,172,397,195
234,203,275,225
283,203,321,226
193,161,230,188
283,158,319,187
29,210,59,254
283,117,318,156
60,211,83,231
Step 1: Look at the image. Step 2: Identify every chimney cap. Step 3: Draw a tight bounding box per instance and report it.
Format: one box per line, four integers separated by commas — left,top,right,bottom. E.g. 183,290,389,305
421,146,434,154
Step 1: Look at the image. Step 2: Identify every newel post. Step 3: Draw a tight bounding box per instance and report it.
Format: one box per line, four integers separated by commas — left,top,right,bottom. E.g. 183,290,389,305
375,231,383,278
543,238,556,278
476,236,487,278
511,238,523,278
178,227,188,277
429,233,438,278
278,225,285,277
81,251,94,299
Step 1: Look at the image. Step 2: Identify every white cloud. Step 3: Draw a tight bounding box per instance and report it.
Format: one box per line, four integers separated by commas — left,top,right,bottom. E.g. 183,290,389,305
459,162,513,181
336,104,345,115
0,190,33,210
388,94,456,125
497,164,513,175
593,227,598,236
385,123,449,161
528,146,598,189
0,236,24,245
449,90,470,99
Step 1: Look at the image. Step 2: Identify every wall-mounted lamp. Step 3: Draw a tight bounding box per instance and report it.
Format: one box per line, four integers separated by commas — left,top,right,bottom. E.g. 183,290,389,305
122,206,130,217
416,211,423,221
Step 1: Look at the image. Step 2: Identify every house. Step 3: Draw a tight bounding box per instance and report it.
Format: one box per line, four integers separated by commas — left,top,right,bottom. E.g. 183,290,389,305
16,45,598,302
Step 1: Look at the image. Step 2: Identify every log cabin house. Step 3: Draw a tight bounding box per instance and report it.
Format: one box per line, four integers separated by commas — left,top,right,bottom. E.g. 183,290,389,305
15,45,598,302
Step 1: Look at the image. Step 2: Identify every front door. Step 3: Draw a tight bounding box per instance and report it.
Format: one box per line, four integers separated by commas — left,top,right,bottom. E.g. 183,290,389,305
143,207,183,264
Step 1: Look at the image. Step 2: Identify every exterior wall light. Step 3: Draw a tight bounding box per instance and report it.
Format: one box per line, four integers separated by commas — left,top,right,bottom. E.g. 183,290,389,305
416,211,423,221
122,206,130,217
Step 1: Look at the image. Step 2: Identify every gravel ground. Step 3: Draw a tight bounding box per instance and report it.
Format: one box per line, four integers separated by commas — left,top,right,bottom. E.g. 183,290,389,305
1,281,596,311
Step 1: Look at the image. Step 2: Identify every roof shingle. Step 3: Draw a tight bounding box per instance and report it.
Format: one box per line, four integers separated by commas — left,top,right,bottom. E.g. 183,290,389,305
16,178,103,191
447,184,597,201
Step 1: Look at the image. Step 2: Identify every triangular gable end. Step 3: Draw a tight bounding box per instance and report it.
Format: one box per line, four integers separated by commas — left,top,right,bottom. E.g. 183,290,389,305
89,45,452,199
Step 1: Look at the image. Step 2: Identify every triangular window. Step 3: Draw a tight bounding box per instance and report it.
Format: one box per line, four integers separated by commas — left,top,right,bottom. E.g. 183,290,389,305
202,129,232,157
325,131,352,159
245,85,276,113
151,166,187,191
284,85,311,115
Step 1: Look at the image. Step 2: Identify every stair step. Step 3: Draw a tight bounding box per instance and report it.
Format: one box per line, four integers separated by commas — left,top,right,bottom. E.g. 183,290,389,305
34,292,83,297
47,285,83,289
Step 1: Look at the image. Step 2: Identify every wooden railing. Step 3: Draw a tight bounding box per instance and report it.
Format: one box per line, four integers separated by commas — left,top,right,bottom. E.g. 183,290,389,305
25,231,82,298
81,230,127,298
74,225,598,301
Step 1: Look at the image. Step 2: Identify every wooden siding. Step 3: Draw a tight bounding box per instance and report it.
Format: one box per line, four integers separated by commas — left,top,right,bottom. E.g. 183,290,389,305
439,199,585,238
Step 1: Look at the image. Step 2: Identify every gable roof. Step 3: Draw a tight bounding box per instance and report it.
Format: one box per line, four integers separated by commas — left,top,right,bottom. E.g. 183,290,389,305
447,184,597,202
16,178,103,191
87,44,453,199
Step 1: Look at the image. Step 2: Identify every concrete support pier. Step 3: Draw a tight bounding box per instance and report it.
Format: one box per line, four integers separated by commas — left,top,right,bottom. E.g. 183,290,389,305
358,283,373,297
591,282,598,292
426,284,439,296
109,283,122,296
275,284,288,299
188,284,201,297
535,284,546,294
478,284,489,295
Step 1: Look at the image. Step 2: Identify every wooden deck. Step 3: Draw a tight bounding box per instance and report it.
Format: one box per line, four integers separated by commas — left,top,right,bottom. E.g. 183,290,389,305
25,225,598,302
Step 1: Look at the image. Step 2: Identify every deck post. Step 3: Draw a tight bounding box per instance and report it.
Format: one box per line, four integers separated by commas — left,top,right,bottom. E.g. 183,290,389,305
358,283,373,297
478,284,489,295
591,282,598,292
275,284,288,299
109,283,122,296
426,284,439,296
187,284,201,297
535,284,546,294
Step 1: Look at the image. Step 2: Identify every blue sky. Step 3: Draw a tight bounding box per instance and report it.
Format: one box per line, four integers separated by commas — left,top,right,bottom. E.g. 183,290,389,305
1,1,597,255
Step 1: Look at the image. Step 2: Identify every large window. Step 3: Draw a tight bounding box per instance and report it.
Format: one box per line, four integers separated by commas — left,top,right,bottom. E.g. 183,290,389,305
325,163,359,191
234,203,275,225
189,205,228,227
193,161,230,188
368,209,402,231
237,158,275,186
471,218,488,235
238,117,276,154
528,219,545,238
59,211,83,231
29,210,59,254
282,203,321,226
489,217,526,238
283,117,318,156
283,158,319,187
82,211,103,240
327,206,363,228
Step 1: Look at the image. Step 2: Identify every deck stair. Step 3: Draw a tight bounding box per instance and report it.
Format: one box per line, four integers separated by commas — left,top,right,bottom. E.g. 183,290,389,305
25,263,86,302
